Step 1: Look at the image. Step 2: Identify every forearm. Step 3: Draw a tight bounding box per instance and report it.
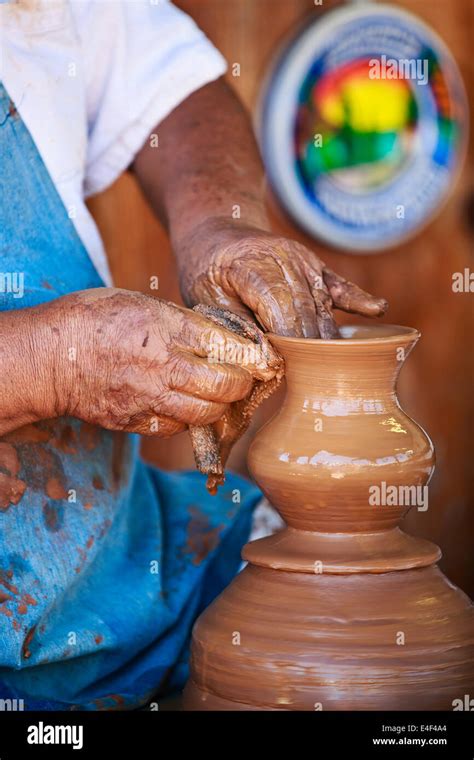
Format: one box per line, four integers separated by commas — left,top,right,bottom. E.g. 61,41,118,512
132,78,270,253
0,305,64,435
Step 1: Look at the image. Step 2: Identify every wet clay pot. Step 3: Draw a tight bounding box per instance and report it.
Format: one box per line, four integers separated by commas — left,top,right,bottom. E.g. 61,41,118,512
183,325,474,710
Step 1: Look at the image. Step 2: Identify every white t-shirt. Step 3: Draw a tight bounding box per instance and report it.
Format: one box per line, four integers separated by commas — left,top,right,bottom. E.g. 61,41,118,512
0,0,227,284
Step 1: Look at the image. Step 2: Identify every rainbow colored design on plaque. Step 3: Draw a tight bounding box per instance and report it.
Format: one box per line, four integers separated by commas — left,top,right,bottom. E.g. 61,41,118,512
260,4,467,250
296,50,459,195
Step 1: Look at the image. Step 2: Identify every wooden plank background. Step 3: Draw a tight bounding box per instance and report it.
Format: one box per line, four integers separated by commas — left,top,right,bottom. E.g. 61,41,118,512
87,0,473,595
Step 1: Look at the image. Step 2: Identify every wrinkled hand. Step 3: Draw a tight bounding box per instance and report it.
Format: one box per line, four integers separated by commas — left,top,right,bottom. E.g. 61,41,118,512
49,288,279,437
177,220,388,338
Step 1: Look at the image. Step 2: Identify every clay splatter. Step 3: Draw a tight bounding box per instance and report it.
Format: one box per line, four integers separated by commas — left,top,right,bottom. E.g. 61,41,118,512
79,422,100,451
45,477,68,500
92,474,104,490
181,506,223,566
8,99,18,119
0,565,38,631
22,625,37,659
12,442,67,496
110,695,125,707
51,424,77,455
0,442,27,510
97,519,112,539
74,547,87,574
0,473,26,511
93,694,126,711
0,569,19,596
43,501,64,532
74,534,96,575
111,432,126,490
0,442,21,475
17,593,37,616
3,423,52,445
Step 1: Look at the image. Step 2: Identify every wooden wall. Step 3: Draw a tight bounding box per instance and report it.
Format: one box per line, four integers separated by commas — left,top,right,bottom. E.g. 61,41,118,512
87,0,473,595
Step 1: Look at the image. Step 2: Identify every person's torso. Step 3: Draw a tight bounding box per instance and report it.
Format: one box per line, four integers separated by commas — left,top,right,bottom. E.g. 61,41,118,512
0,0,112,284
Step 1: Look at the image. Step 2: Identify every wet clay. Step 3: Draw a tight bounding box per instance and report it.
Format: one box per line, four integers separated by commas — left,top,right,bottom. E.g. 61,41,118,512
183,325,474,710
189,305,283,493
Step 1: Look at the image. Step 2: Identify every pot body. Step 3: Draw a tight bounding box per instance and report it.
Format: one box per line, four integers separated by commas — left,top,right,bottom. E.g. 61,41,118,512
184,326,474,710
248,325,434,534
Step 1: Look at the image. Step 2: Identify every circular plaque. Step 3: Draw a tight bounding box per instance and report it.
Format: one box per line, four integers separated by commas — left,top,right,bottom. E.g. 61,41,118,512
259,3,468,251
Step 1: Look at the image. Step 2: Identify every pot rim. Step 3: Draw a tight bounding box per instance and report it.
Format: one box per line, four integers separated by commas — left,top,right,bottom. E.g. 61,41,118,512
268,324,420,346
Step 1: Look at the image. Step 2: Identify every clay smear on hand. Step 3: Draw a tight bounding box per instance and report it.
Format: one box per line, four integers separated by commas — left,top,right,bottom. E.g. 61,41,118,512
189,305,284,494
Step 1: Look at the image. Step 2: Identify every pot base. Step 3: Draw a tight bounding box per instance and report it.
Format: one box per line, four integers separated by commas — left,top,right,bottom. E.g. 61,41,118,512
184,562,474,711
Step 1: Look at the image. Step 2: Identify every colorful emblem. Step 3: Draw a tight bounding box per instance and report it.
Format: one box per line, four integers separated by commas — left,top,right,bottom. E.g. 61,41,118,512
260,3,468,251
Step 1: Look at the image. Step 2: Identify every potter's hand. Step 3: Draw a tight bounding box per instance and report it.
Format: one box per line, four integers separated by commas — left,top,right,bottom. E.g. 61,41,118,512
2,288,279,438
177,220,388,338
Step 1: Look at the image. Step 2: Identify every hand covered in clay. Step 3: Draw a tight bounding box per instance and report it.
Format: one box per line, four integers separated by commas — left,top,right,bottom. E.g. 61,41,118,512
177,219,388,338
35,288,280,437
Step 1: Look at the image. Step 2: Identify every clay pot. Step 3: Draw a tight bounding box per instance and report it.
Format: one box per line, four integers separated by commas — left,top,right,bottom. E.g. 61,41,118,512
183,325,474,710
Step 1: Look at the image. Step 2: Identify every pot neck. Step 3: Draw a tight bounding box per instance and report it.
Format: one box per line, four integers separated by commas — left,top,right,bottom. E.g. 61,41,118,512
269,327,420,398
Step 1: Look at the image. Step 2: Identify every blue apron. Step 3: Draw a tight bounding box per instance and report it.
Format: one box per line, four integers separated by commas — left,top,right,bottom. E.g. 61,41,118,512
0,83,260,710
